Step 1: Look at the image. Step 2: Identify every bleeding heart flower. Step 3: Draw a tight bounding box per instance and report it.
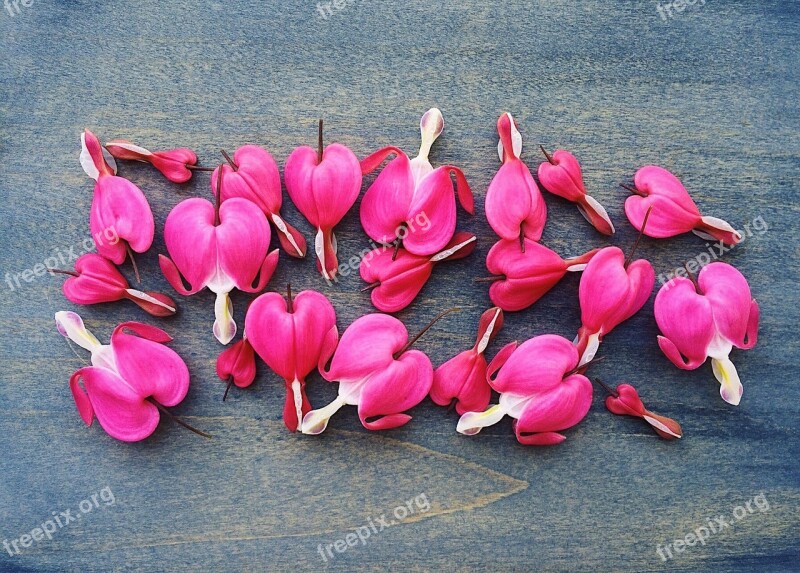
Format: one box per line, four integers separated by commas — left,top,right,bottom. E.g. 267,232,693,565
430,307,503,415
159,170,279,344
574,246,655,366
598,380,682,439
211,145,307,258
624,165,740,246
217,333,257,401
54,253,176,317
537,147,614,235
457,335,592,446
244,286,337,432
360,232,476,313
55,311,207,442
80,129,155,269
654,262,758,406
301,309,455,435
484,113,547,247
105,139,201,184
483,238,601,312
360,108,474,256
284,121,362,280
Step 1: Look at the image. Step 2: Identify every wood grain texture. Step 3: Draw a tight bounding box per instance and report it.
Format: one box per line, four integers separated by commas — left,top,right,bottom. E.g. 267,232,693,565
0,1,798,571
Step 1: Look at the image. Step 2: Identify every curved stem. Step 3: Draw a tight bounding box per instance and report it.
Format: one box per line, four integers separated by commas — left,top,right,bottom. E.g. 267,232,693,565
148,398,211,438
624,205,652,268
222,377,234,402
125,243,141,284
394,307,459,359
361,281,380,292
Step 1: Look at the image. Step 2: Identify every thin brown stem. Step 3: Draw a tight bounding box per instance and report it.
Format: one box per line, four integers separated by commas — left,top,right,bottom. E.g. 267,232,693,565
392,239,402,261
474,275,504,283
624,205,652,268
565,355,605,377
620,182,644,196
148,398,212,438
286,284,294,313
223,377,234,402
220,149,237,171
394,308,459,359
684,263,700,291
317,119,324,163
361,281,380,292
519,222,526,253
186,165,215,172
126,243,141,284
49,268,80,278
593,377,619,398
540,144,555,165
214,164,223,226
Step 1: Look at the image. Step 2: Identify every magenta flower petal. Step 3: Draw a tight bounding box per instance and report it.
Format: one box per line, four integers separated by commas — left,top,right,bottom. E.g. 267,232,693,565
514,374,592,444
403,167,457,254
359,148,415,244
492,335,578,396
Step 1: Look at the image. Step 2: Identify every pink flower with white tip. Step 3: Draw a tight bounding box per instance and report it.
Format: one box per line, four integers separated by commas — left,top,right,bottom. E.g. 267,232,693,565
360,108,474,255
244,286,337,432
80,129,154,270
483,238,600,312
301,309,455,435
211,145,307,258
360,232,476,313
430,307,503,415
598,380,682,440
484,113,547,247
624,165,740,246
537,147,614,236
574,245,655,366
105,139,200,184
55,311,208,442
654,262,758,405
54,253,176,317
457,335,593,446
159,170,279,344
284,121,362,280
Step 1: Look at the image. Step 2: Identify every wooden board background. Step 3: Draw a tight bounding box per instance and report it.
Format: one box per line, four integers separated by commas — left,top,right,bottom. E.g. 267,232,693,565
1,1,798,571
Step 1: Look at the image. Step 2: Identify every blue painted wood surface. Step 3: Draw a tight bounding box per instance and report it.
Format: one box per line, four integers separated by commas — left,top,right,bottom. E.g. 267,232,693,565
0,1,798,571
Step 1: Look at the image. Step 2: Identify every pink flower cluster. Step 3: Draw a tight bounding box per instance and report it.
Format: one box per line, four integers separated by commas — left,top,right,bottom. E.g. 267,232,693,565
52,111,758,445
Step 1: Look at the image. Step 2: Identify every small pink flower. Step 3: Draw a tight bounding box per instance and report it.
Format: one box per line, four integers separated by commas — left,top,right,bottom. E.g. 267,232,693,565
80,129,154,266
216,334,257,400
105,139,199,183
601,381,682,439
484,238,600,312
624,165,740,246
244,286,337,432
211,145,307,258
56,253,176,317
654,262,758,405
159,170,279,344
574,246,655,366
301,310,455,434
55,311,203,442
457,335,592,446
430,307,503,415
285,121,362,280
360,108,474,255
484,113,547,246
537,147,614,235
360,232,476,313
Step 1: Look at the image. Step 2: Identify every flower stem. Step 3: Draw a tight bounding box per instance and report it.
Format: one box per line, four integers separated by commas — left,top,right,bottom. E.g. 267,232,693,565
147,398,212,438
318,119,324,163
624,205,653,268
125,243,141,284
394,307,459,359
220,149,237,171
539,144,555,165
593,377,619,398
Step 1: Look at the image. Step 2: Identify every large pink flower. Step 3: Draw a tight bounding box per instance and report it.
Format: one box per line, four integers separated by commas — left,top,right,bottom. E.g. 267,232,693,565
159,177,279,344
484,113,547,245
654,262,759,405
301,312,442,434
245,288,337,432
457,335,592,446
285,123,362,280
56,312,190,442
574,246,654,366
80,129,154,265
211,145,307,258
624,166,739,246
360,108,474,256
